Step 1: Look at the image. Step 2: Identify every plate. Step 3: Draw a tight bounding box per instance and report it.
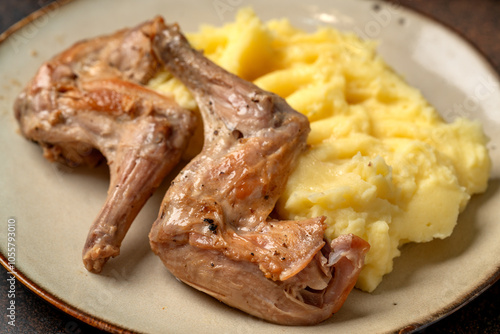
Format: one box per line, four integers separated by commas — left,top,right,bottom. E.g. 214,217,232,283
1,0,499,333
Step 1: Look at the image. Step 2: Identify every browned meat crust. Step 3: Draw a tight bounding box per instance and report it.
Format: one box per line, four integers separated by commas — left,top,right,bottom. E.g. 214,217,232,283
149,21,369,325
14,18,197,273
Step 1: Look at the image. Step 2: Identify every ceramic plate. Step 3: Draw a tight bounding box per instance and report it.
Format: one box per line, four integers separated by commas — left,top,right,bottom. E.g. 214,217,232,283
1,0,499,333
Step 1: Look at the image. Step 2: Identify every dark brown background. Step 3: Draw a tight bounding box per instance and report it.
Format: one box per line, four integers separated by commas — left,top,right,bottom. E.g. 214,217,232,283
1,0,499,333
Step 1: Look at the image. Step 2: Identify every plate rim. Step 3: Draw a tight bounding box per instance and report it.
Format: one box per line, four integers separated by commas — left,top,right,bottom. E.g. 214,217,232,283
0,1,141,332
1,1,499,333
0,0,73,45
0,253,136,334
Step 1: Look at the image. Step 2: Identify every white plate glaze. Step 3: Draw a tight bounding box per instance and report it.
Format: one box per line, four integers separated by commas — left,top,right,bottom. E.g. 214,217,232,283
1,1,499,333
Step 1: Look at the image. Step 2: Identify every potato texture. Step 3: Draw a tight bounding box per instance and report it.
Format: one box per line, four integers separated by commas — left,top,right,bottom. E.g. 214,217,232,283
148,8,490,292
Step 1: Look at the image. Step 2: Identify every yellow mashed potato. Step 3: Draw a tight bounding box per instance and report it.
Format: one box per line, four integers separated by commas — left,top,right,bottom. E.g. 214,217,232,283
148,8,491,292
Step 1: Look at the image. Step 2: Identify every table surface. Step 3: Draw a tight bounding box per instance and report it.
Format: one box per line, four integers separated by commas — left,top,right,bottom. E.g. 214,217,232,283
1,0,499,333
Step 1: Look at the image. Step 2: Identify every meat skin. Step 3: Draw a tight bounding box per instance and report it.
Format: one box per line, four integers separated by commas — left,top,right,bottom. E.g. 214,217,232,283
149,21,370,325
14,18,197,273
15,15,370,324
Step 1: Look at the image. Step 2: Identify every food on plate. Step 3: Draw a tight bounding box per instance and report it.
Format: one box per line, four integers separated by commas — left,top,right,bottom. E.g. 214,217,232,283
14,14,369,325
13,2,491,325
14,18,197,273
150,8,491,292
149,19,369,325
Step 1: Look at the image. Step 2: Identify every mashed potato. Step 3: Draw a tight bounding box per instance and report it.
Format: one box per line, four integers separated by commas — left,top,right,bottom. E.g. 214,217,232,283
148,8,491,292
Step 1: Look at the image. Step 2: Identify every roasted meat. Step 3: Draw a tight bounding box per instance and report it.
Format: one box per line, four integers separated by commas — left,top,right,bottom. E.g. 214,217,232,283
14,18,197,273
149,21,370,325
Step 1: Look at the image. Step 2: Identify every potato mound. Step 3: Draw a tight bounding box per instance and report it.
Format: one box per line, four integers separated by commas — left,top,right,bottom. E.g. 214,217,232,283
148,8,491,292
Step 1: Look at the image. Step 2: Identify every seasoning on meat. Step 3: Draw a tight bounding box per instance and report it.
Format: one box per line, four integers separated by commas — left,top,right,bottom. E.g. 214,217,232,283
14,18,197,273
149,19,369,325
